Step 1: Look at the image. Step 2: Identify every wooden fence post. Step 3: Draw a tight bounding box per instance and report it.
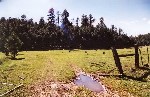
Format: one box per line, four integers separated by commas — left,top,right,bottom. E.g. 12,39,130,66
147,47,149,64
135,44,139,68
111,47,124,75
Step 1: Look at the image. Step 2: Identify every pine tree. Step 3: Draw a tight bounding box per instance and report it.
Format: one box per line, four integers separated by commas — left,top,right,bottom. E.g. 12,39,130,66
6,32,22,59
89,14,95,27
81,14,89,27
48,8,55,24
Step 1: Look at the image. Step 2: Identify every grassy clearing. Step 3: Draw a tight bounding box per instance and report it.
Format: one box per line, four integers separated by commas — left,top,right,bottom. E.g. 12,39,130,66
0,47,150,96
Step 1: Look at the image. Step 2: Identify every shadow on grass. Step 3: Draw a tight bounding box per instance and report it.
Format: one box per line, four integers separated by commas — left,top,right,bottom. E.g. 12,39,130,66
123,71,150,82
138,66,150,70
9,58,25,60
99,66,150,82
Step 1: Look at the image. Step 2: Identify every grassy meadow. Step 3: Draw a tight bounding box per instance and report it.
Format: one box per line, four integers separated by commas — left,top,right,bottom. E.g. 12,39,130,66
0,47,150,97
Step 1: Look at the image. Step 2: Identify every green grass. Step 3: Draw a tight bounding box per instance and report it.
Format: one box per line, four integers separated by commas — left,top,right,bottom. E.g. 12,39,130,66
0,47,150,97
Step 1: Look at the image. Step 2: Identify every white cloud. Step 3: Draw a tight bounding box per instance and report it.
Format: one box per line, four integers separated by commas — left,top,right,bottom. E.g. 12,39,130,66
114,19,150,36
119,21,130,25
142,17,147,21
130,20,139,24
119,20,139,25
147,20,150,24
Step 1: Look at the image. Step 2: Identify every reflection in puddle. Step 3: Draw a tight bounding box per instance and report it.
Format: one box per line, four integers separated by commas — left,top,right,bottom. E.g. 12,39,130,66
74,74,106,92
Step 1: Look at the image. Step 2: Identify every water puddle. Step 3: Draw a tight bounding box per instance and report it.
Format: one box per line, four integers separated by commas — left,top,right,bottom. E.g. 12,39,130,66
74,74,106,92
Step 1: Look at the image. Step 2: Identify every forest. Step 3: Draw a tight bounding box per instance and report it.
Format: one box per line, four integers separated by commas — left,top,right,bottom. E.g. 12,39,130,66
0,8,149,58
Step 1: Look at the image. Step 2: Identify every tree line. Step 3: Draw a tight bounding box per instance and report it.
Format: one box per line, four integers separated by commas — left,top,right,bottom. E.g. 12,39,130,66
1,8,147,58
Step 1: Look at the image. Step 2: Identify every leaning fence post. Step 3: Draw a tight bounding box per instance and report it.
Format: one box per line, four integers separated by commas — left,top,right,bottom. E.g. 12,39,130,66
147,47,149,64
111,47,124,76
135,44,139,68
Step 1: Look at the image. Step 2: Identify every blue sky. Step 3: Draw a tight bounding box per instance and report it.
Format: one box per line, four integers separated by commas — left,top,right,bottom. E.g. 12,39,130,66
0,0,150,36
